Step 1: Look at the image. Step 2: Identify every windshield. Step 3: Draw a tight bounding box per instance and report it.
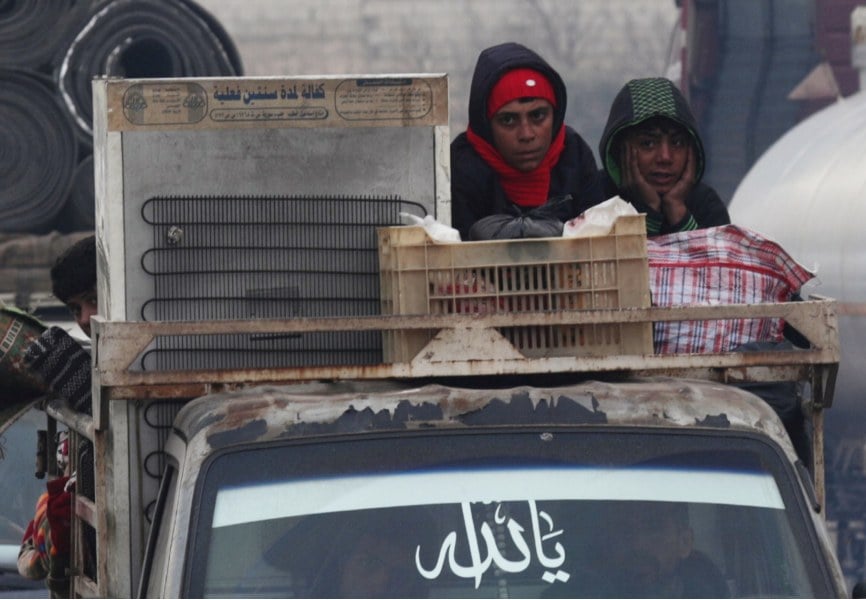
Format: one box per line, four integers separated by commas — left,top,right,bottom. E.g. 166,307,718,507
186,430,830,598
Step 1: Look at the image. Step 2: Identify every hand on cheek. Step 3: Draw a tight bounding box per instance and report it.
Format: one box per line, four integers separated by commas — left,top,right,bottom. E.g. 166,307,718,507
622,142,661,212
660,146,694,225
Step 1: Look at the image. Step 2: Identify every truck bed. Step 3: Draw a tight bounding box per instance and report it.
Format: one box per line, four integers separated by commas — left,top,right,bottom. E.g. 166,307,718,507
90,296,839,405
49,296,841,598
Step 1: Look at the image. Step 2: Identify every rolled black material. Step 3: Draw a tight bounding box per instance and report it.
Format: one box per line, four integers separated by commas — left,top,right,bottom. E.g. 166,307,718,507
0,0,242,233
178,0,244,76
0,69,77,233
57,154,95,233
0,0,89,71
56,0,243,138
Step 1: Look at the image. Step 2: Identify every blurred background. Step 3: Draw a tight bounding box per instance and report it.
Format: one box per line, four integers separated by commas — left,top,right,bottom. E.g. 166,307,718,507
197,0,680,150
0,0,679,237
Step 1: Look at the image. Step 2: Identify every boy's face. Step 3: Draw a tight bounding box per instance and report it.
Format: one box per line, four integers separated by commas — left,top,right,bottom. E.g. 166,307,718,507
490,98,554,172
66,289,98,337
623,119,691,195
338,532,403,597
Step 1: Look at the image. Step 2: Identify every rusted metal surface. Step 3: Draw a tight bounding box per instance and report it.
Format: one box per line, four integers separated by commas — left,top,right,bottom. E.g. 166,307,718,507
64,422,99,599
73,575,98,598
72,573,99,598
104,383,224,401
73,495,96,526
836,301,866,316
93,297,838,343
174,379,795,456
83,306,840,471
47,400,110,597
813,408,826,510
91,298,840,402
62,297,841,598
46,398,95,441
93,426,111,596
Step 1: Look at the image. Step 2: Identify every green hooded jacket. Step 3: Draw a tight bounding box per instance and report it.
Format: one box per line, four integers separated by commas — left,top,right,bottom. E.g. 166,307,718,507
597,78,730,235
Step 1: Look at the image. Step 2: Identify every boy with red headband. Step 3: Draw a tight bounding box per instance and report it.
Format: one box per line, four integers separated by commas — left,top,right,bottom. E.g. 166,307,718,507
451,42,603,240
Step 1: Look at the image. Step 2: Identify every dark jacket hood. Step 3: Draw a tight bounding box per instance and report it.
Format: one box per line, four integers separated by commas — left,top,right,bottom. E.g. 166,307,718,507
466,42,568,144
598,77,705,187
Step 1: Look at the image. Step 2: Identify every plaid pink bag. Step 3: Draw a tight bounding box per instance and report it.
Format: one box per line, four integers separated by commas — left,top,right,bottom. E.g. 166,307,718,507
647,226,815,354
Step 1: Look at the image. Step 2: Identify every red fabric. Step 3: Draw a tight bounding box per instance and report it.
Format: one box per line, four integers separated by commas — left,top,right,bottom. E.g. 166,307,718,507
466,125,566,208
647,226,814,354
45,476,72,555
487,68,556,117
18,475,71,580
18,492,50,579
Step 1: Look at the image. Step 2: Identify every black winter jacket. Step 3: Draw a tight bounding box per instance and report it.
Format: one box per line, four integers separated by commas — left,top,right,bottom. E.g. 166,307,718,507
451,42,603,240
598,78,730,235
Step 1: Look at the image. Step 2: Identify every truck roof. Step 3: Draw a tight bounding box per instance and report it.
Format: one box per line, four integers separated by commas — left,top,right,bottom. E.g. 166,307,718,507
173,378,798,461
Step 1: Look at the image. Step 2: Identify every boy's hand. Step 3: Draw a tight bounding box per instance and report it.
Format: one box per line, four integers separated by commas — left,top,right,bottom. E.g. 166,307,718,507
620,142,662,212
659,145,695,226
621,142,695,227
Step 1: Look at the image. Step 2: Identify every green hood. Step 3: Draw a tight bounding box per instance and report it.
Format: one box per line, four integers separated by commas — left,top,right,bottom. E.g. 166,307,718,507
598,78,705,187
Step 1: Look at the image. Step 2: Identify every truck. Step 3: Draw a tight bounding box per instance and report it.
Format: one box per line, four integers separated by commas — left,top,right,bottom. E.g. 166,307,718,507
45,74,857,597
48,295,850,598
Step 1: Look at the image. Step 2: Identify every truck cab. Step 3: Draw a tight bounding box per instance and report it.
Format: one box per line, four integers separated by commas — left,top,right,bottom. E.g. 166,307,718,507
141,378,843,598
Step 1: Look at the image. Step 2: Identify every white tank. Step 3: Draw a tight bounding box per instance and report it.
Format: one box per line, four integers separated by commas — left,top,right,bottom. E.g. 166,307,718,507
729,90,866,422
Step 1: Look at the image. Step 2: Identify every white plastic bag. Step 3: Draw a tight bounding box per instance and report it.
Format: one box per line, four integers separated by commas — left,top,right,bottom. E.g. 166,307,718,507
562,196,638,238
400,212,461,242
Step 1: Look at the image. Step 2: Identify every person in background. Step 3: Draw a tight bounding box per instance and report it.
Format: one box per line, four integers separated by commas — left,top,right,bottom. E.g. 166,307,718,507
607,502,729,598
49,234,97,339
25,235,95,415
17,431,73,598
450,42,603,241
307,509,430,598
23,234,98,584
597,77,730,236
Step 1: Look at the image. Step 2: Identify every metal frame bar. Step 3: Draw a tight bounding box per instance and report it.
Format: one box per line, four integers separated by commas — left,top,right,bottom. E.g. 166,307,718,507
45,401,104,598
54,296,840,597
91,297,840,404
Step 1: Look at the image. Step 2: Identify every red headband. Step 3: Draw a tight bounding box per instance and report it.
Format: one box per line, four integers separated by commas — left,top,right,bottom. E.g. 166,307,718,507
487,68,556,117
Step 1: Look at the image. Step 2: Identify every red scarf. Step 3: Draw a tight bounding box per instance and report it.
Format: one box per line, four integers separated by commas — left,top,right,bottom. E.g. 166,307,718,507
466,125,566,207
